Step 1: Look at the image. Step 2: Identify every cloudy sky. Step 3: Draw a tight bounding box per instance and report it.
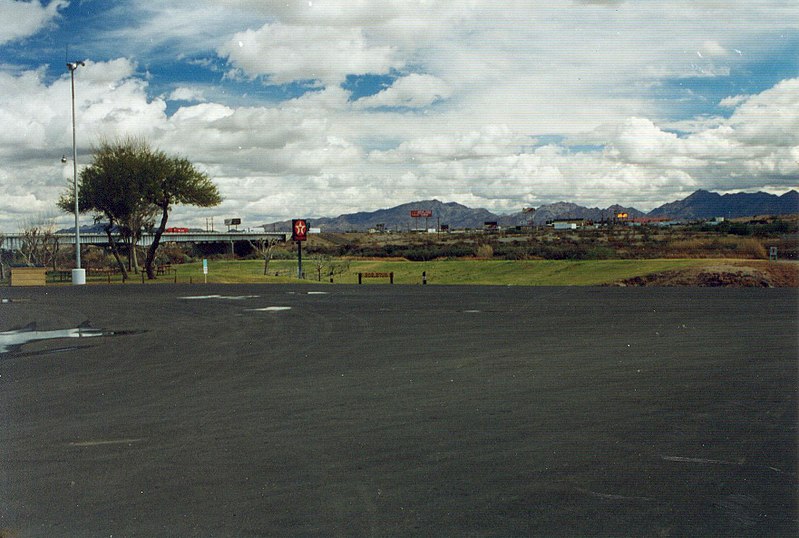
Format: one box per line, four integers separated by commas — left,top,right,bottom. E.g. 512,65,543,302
0,0,797,232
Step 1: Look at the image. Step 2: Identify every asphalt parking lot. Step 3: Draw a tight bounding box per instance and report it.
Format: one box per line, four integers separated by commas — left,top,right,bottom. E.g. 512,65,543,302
1,284,797,536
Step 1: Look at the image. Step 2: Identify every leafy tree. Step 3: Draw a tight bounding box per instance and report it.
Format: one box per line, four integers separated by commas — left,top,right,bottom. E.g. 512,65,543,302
141,154,222,279
59,139,221,280
58,139,157,279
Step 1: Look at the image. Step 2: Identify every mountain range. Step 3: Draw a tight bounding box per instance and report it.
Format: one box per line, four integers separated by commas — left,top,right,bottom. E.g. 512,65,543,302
264,190,798,232
647,189,798,220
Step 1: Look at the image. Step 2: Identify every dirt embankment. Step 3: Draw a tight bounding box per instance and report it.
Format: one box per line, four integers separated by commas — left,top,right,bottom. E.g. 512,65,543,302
618,262,799,288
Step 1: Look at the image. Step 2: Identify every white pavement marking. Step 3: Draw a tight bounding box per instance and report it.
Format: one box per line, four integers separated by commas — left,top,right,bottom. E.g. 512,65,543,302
68,438,145,447
178,295,260,300
661,455,785,474
574,487,655,502
249,307,292,312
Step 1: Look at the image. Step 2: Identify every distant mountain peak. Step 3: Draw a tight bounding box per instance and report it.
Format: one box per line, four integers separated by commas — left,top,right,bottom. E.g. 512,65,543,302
648,189,797,219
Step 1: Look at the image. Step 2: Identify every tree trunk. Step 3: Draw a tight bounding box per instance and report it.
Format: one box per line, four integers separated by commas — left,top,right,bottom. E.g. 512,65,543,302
144,203,169,279
263,243,274,275
105,224,129,281
124,237,132,272
51,238,59,271
131,242,140,274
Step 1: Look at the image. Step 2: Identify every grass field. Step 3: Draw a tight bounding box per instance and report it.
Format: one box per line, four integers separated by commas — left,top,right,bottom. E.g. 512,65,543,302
158,258,721,286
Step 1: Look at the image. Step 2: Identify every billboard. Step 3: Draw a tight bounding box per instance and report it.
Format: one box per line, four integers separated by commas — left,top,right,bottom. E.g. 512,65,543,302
292,219,308,241
410,210,433,218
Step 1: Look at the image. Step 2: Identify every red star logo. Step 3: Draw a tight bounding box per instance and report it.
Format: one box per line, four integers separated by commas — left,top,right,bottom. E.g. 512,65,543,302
295,221,306,236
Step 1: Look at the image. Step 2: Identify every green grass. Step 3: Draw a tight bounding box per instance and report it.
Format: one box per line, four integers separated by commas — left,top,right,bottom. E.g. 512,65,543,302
164,258,715,286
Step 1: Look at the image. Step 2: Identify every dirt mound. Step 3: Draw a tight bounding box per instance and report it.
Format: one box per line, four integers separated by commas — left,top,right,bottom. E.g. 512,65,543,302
618,262,798,288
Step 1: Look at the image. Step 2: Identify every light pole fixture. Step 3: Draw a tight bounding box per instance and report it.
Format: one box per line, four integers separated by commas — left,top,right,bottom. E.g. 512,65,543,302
67,60,85,284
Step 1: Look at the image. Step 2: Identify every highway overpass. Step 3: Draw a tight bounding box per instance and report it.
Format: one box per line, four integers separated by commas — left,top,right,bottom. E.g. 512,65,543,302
2,231,288,251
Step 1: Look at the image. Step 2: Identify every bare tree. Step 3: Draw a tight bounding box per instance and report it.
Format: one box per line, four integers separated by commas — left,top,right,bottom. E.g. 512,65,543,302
0,232,5,280
329,258,351,280
18,217,60,268
249,238,277,275
309,254,350,281
310,254,329,281
42,231,61,271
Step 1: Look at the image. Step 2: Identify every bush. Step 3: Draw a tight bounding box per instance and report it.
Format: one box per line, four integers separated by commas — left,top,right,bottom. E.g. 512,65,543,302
156,244,194,264
585,246,618,260
475,244,494,259
81,246,115,268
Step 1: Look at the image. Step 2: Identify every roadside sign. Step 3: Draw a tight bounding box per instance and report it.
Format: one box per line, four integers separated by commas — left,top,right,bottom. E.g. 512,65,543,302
291,220,308,278
203,259,208,274
292,219,308,242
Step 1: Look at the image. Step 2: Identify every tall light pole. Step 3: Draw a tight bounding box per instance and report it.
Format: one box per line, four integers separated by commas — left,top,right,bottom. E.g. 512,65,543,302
67,60,85,285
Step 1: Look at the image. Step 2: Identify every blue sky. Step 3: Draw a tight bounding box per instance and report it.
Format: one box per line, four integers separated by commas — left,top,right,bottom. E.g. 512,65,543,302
0,0,797,231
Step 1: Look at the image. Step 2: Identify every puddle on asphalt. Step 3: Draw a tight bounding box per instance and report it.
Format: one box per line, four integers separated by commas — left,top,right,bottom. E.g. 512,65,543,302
0,325,139,354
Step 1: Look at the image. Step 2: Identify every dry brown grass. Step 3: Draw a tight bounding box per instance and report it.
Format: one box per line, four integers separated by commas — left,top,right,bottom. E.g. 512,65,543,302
666,236,768,259
735,237,767,259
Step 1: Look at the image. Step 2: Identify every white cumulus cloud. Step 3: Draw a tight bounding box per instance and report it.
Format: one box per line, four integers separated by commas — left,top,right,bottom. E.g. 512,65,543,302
0,0,66,45
353,74,452,109
168,87,207,103
218,23,400,84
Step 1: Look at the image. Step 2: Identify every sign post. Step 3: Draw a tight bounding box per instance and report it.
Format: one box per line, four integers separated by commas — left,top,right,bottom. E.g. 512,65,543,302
292,219,308,279
202,258,208,284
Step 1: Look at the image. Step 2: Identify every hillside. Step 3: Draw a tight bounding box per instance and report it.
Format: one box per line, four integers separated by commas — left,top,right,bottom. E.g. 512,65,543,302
648,190,798,219
503,203,644,226
264,200,645,232
260,189,798,232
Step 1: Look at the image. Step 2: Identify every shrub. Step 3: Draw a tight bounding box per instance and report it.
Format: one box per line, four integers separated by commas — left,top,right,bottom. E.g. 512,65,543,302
475,244,494,259
81,246,116,268
157,243,194,264
585,246,618,260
